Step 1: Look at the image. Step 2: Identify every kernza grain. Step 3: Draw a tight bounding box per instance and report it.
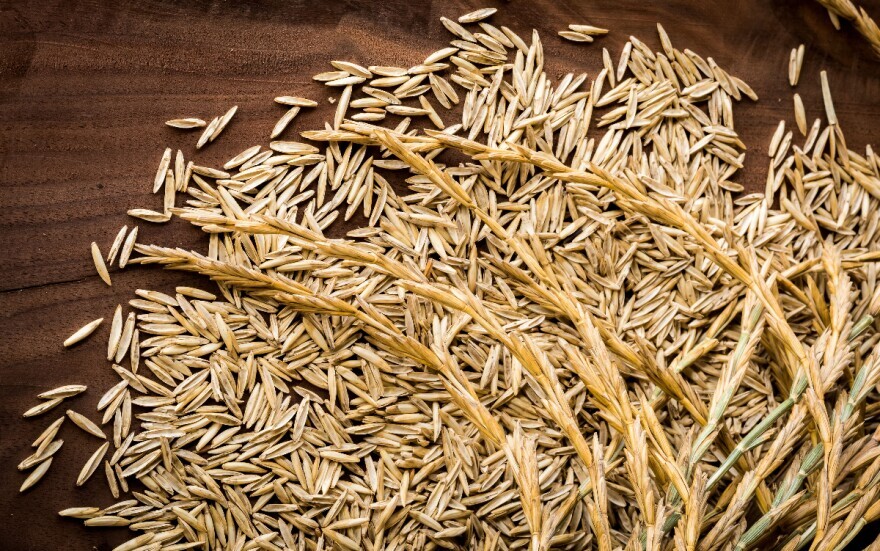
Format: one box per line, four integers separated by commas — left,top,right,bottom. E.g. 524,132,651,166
15,8,880,551
64,318,103,347
165,118,206,129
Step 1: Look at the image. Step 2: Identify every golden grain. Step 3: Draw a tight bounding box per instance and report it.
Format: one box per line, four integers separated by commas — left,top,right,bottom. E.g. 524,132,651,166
90,242,111,286
165,118,206,129
64,318,103,347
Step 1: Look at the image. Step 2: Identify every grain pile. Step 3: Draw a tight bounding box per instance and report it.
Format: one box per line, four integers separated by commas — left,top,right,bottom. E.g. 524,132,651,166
17,7,880,551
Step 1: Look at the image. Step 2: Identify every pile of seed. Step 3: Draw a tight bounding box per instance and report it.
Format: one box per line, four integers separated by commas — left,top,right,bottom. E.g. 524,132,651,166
18,7,880,551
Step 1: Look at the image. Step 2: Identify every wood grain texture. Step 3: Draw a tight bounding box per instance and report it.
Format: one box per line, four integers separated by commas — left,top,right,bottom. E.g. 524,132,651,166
1,0,878,549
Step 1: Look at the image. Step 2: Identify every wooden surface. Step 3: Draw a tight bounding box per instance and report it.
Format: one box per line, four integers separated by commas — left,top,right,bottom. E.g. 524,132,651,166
1,0,879,549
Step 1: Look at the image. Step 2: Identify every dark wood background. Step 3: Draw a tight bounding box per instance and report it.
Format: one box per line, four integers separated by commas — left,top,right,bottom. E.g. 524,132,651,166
1,1,879,549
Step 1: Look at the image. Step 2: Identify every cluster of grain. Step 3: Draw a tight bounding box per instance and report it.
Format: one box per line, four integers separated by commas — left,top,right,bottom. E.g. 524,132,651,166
17,7,880,551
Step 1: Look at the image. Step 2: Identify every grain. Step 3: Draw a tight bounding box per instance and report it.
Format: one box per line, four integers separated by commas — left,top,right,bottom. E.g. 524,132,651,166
59,507,100,519
63,318,103,347
19,458,52,492
114,312,136,363
385,105,429,116
418,95,445,129
569,24,609,35
119,226,138,268
32,417,64,449
769,120,786,156
39,385,87,400
106,226,128,265
559,30,593,43
18,440,63,470
370,75,409,87
458,8,497,24
314,70,349,81
793,93,807,135
441,16,475,41
191,165,229,179
271,106,300,138
211,105,238,142
327,74,366,86
224,145,262,170
163,169,175,213
152,147,172,193
104,460,119,499
107,305,123,361
820,70,837,125
352,111,386,122
335,85,352,129
789,45,803,86
278,97,319,112
127,209,171,223
67,410,106,439
90,242,111,286
83,516,128,527
331,60,372,78
23,398,64,418
76,442,109,486
196,117,220,149
179,160,193,192
425,46,458,64
165,118,206,129
616,41,633,82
